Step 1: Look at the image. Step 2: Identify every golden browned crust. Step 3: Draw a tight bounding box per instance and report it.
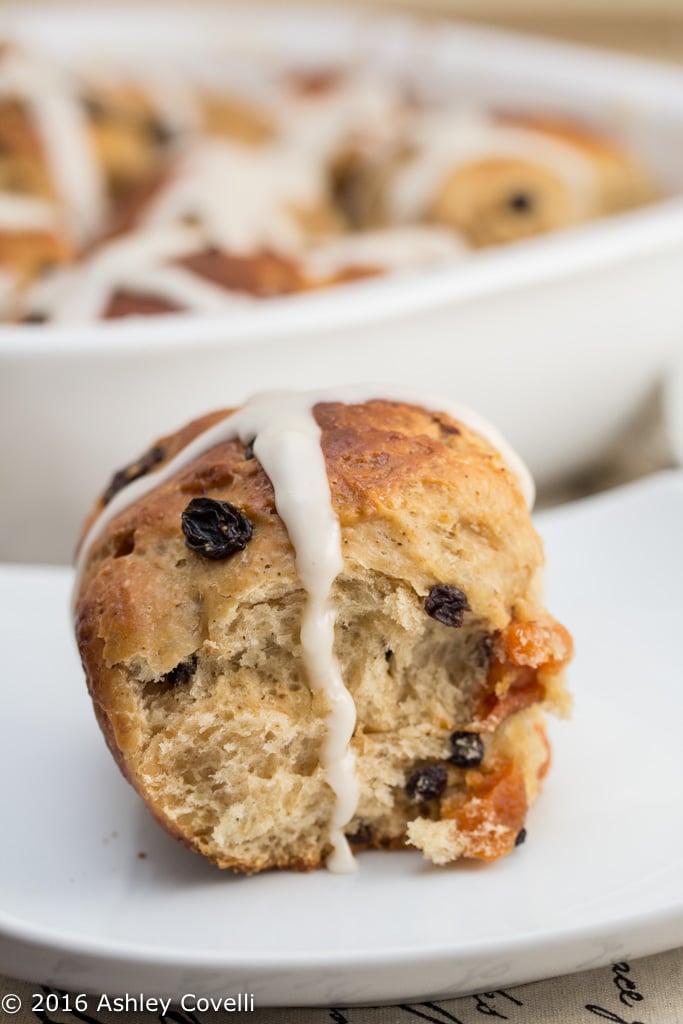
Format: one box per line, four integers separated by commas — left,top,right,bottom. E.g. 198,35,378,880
77,400,535,598
75,399,570,872
96,252,378,317
0,228,74,296
503,112,657,213
0,98,56,201
0,96,75,295
85,94,167,203
198,93,275,147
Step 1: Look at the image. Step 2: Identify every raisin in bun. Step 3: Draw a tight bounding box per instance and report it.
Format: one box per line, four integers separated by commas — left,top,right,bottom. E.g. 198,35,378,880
73,388,572,874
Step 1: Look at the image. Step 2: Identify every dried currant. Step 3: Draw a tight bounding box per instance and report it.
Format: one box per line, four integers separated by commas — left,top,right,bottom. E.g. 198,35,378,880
515,827,527,847
161,654,198,688
449,731,484,768
103,444,166,505
347,825,373,846
406,764,448,801
148,119,175,145
81,95,107,121
507,190,535,214
425,584,470,627
181,497,253,560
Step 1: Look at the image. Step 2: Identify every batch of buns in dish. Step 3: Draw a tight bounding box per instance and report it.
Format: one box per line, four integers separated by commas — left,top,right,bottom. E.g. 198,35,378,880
73,387,573,873
0,40,656,323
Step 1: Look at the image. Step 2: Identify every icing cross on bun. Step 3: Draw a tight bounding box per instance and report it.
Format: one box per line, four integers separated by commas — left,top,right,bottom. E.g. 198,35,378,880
23,140,353,322
73,387,572,874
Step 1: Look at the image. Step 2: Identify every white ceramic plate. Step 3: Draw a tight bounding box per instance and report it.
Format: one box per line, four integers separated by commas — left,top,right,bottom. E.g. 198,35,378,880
1,472,682,1005
1,479,683,1007
3,5,683,564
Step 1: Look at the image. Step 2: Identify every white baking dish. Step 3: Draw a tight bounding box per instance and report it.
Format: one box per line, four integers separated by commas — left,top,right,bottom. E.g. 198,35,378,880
2,4,683,563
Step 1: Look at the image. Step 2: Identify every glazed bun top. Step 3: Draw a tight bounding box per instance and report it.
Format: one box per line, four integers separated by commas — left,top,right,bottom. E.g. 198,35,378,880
75,385,535,595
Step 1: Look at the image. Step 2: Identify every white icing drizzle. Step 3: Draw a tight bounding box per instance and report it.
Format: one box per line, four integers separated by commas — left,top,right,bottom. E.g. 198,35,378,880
0,193,60,232
303,225,469,279
247,397,357,873
24,139,335,321
140,139,329,256
0,45,636,325
0,47,106,243
1,50,615,323
387,108,599,223
271,71,409,165
24,216,469,324
24,222,468,323
73,386,534,873
115,263,251,313
24,224,253,323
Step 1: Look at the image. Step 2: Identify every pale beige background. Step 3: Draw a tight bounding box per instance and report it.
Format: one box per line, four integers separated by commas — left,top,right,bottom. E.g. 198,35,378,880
4,0,683,63
342,0,683,64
